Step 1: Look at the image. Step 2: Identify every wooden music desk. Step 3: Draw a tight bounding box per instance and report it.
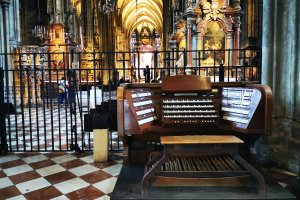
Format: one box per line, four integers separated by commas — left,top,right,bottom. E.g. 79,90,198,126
141,135,265,194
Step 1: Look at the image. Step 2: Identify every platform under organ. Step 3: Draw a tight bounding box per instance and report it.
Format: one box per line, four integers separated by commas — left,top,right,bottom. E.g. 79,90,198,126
117,75,272,176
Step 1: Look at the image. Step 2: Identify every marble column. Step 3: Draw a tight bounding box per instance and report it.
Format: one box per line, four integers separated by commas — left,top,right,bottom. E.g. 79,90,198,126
186,17,195,69
257,0,300,173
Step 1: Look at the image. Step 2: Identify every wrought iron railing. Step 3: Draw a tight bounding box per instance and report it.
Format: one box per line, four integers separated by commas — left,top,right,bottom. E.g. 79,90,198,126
0,48,261,153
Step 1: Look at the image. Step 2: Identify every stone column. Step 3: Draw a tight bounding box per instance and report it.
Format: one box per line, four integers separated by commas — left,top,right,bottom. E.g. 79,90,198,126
53,0,64,24
1,0,10,56
257,0,300,173
0,3,3,67
233,16,241,66
196,32,203,64
85,0,93,47
16,0,20,42
225,34,233,66
186,17,194,69
169,40,177,75
0,0,11,104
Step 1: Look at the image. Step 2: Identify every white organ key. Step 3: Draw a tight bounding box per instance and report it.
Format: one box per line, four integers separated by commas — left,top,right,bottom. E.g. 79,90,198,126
163,99,213,103
133,100,152,107
138,116,156,125
241,101,251,106
222,107,250,114
223,116,249,124
132,92,151,98
163,105,214,108
136,108,154,116
164,115,218,118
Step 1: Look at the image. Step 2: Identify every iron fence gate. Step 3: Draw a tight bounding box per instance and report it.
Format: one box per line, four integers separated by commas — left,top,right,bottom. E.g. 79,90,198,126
0,68,121,153
0,49,261,153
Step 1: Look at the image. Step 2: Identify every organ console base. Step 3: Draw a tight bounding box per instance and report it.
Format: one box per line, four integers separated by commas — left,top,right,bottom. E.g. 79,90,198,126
141,135,265,194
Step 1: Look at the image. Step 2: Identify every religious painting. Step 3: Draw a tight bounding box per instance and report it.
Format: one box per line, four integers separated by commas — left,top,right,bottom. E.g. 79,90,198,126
52,48,64,70
203,21,225,65
140,26,151,45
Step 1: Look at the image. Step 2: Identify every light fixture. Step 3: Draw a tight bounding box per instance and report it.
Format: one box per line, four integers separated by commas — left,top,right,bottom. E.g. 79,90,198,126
32,26,49,41
32,0,49,41
99,0,118,14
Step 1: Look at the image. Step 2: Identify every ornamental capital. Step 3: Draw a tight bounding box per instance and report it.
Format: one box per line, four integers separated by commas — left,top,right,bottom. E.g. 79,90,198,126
0,0,11,8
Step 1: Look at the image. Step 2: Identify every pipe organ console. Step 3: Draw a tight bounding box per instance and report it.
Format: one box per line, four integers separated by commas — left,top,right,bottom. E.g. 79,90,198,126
117,76,272,166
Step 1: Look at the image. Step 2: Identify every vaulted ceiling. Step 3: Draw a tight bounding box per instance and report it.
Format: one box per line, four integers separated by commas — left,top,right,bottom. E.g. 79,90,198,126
117,0,163,37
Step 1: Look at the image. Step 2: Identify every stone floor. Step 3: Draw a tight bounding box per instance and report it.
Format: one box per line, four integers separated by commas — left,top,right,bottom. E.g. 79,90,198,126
0,151,122,200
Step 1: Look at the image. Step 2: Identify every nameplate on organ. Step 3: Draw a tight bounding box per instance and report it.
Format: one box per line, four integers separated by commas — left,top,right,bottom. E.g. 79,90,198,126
161,76,220,127
125,88,157,132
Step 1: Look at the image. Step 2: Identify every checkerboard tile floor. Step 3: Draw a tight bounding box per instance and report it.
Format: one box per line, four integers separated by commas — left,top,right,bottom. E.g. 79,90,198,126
5,105,122,152
0,151,122,200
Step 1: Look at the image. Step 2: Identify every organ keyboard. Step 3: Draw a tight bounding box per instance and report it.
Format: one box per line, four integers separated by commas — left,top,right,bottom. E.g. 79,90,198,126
221,86,272,134
161,76,220,127
162,93,219,126
123,88,156,132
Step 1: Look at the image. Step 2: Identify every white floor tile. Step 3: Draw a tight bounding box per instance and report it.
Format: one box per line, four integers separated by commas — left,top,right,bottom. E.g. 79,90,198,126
16,178,51,194
50,195,70,200
54,177,90,194
22,154,48,164
36,164,66,177
6,195,27,200
51,154,77,164
0,177,13,189
93,177,117,194
3,164,33,176
0,155,20,164
95,195,110,200
102,164,122,176
79,155,94,163
69,164,99,176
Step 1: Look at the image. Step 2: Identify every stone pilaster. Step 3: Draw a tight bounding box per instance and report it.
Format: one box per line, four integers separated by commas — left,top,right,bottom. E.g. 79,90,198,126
1,0,11,56
233,16,241,65
257,0,300,174
186,17,195,69
0,3,3,67
183,8,196,74
85,0,93,47
225,33,233,66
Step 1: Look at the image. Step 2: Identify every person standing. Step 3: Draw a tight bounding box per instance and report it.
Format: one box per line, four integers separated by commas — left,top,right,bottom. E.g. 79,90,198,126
58,77,69,107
